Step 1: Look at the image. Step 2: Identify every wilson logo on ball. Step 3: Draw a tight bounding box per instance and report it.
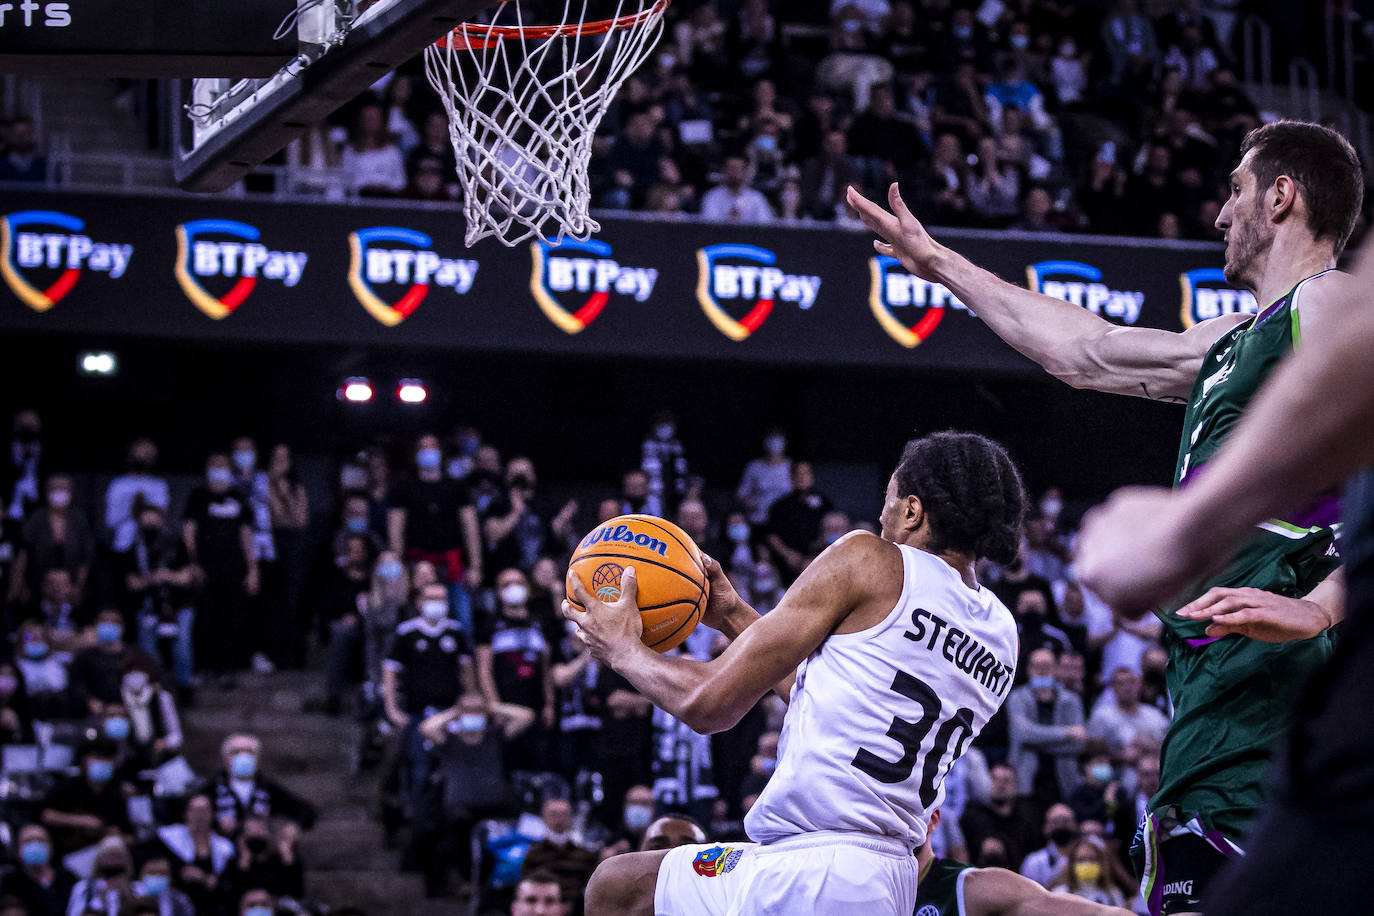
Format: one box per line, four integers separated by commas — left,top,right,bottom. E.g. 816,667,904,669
591,563,625,601
579,524,669,557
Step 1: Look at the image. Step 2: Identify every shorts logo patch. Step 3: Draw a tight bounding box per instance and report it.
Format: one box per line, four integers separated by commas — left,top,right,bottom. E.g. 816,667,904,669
691,845,743,877
916,906,940,916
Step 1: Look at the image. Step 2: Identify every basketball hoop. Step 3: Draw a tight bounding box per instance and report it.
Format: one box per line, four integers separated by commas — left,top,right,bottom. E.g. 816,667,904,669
424,0,670,247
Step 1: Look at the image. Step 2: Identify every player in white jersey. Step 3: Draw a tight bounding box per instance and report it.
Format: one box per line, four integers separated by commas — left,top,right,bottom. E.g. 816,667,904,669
565,431,1026,916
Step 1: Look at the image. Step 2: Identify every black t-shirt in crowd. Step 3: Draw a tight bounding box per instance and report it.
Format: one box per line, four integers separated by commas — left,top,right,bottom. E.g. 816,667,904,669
115,533,194,616
183,486,248,576
385,617,473,715
44,774,133,838
391,477,471,554
766,488,833,553
476,612,548,711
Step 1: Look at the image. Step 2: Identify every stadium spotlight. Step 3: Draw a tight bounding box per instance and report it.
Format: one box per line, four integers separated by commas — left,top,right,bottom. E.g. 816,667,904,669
339,377,374,403
77,350,118,377
397,379,428,404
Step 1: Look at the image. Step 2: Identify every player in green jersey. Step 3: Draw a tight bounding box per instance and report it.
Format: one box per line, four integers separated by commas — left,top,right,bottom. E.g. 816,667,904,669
849,120,1363,916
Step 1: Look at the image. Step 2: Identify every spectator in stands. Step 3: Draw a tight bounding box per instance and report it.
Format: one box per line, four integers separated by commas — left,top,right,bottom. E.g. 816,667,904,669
640,411,690,517
747,559,786,613
10,473,94,608
1050,837,1126,906
119,653,182,765
1139,646,1170,714
335,491,383,560
1049,35,1088,107
735,427,791,527
69,610,139,715
230,437,275,675
476,567,553,770
401,151,456,202
618,469,656,517
105,439,168,552
602,109,666,210
699,155,774,223
1087,606,1161,682
1088,666,1169,755
985,60,1053,143
362,550,409,691
236,888,275,916
388,433,483,589
266,443,309,669
644,156,697,215
959,762,1043,870
183,453,256,683
0,115,45,183
816,1,894,111
484,457,575,581
0,823,76,916
521,798,598,904
1020,803,1079,888
203,733,317,839
967,135,1023,224
16,618,76,721
340,98,407,196
134,856,194,916
933,62,991,148
1014,590,1071,674
1007,648,1085,807
1163,24,1220,91
1112,751,1159,867
41,740,130,854
1066,744,1118,824
149,794,234,913
121,501,196,698
0,660,31,744
380,74,420,153
739,730,780,810
1009,186,1058,232
798,129,860,221
406,111,459,194
639,814,706,851
1056,649,1087,699
322,533,372,713
216,817,304,907
764,461,832,583
65,836,136,916
3,410,43,523
1100,0,1159,88
917,132,971,226
1078,149,1130,235
727,0,779,83
511,869,564,916
848,83,924,187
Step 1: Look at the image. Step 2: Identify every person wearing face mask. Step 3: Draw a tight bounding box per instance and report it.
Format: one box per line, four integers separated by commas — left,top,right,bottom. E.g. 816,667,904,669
1008,649,1087,810
0,823,77,916
118,657,183,765
15,619,78,721
0,661,32,744
520,798,599,906
483,457,576,589
235,887,275,916
747,560,785,614
69,610,141,718
1020,804,1081,889
735,427,791,526
1052,838,1127,907
738,731,781,809
132,856,194,916
216,818,304,908
3,410,43,524
119,502,196,701
41,741,131,853
104,439,170,553
321,534,375,714
475,568,554,772
65,836,137,916
9,473,95,610
1067,746,1120,827
382,583,476,824
201,734,317,841
265,444,309,670
183,454,258,684
414,692,532,897
146,794,234,914
639,410,690,519
228,437,277,676
387,433,484,590
362,550,409,695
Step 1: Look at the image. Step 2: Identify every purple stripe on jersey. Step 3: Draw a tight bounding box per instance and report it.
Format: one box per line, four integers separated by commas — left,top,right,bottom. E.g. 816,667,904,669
1183,635,1223,647
1287,494,1342,530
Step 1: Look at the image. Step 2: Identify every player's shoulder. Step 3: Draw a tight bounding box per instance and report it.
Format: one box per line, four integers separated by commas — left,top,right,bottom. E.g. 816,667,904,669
1296,266,1357,306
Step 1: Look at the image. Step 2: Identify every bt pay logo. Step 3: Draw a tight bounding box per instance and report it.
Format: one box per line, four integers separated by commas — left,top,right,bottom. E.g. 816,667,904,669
696,243,820,341
0,210,132,312
347,226,477,326
529,238,657,334
1179,268,1257,329
1026,260,1145,325
174,219,308,320
868,255,971,348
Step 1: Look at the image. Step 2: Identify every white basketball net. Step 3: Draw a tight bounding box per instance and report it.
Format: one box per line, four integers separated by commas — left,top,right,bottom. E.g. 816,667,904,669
424,0,669,247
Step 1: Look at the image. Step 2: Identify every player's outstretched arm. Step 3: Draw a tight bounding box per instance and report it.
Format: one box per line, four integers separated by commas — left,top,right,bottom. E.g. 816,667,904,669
965,867,1135,916
846,183,1243,402
564,533,898,734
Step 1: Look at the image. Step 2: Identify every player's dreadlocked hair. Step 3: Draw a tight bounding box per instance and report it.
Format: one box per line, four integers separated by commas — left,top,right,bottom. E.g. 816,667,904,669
893,431,1026,565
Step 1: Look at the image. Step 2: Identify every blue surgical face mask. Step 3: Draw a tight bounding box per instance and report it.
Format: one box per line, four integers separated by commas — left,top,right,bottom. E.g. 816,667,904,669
142,874,169,896
23,641,47,659
754,135,776,152
19,841,49,867
416,448,442,470
953,25,972,39
207,467,234,487
232,449,256,471
1030,675,1057,690
377,560,404,581
624,804,653,831
231,752,258,779
105,717,131,741
244,908,273,916
764,435,786,456
346,517,368,533
97,622,122,644
1010,33,1030,49
87,759,114,784
1091,763,1114,783
758,756,777,774
458,713,487,733
728,523,750,542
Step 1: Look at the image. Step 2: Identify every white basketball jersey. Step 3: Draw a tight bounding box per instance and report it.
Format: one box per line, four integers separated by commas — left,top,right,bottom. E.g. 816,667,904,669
744,544,1019,850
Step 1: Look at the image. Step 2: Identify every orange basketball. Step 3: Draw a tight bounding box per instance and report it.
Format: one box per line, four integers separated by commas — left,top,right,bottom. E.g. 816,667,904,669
566,514,709,654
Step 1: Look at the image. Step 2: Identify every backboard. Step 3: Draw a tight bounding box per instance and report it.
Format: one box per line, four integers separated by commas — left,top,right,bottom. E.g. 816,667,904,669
173,0,489,192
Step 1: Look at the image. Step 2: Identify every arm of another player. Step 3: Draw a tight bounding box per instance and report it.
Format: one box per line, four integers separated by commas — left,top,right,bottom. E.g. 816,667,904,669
964,867,1135,916
1175,568,1344,642
564,532,900,734
1077,238,1374,612
846,183,1245,401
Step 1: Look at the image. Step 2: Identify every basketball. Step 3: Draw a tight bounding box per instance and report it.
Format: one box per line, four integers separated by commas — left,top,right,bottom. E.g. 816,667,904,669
566,514,709,654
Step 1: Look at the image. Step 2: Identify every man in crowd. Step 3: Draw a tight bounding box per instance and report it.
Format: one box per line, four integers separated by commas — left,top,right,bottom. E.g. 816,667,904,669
763,461,832,583
512,870,566,916
69,610,140,715
388,433,483,588
476,567,554,772
521,798,598,905
41,740,130,853
183,453,258,682
201,733,317,839
1020,803,1080,888
1008,648,1086,809
960,763,1044,871
0,823,76,916
105,438,169,552
1088,667,1170,756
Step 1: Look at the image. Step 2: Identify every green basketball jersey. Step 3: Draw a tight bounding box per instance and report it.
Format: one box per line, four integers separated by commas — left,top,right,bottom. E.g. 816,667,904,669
1151,269,1341,841
914,857,975,916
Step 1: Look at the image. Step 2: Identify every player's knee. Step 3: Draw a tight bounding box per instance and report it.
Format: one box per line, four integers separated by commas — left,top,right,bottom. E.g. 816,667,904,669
585,851,659,916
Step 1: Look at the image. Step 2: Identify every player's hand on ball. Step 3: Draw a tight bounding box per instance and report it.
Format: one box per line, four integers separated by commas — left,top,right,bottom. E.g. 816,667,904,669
563,565,644,665
1176,587,1335,643
1077,487,1209,615
847,182,945,280
699,554,742,631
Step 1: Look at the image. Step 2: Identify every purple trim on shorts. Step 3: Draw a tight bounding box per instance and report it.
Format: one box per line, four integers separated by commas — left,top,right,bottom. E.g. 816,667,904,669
1145,814,1164,916
1183,635,1223,647
1200,825,1242,858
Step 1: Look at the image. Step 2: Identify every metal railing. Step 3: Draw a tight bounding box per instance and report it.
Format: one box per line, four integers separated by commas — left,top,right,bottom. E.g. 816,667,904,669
1241,14,1273,92
1288,57,1322,123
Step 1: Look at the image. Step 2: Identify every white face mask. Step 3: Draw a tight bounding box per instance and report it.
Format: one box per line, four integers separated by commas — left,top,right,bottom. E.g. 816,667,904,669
500,584,529,607
420,600,448,622
123,672,150,693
